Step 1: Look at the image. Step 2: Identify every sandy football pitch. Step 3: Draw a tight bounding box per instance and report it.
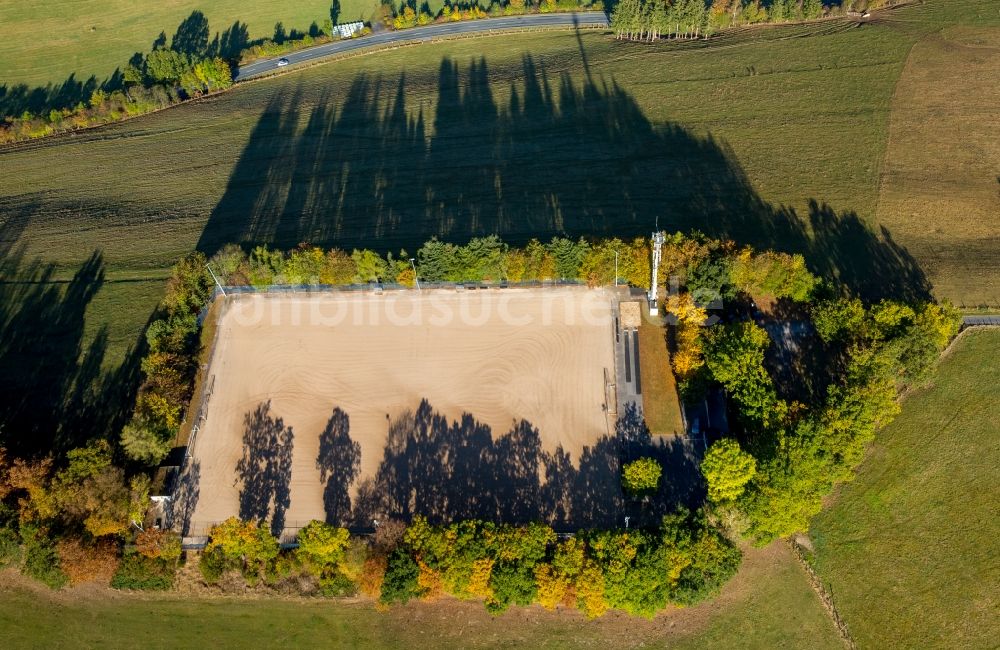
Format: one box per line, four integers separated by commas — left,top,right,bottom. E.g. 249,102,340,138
179,287,620,536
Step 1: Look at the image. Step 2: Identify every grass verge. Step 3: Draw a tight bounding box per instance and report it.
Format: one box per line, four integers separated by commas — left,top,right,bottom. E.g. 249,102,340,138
0,542,841,649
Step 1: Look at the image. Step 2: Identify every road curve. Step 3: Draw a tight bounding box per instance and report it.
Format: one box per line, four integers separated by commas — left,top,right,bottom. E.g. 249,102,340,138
234,12,609,81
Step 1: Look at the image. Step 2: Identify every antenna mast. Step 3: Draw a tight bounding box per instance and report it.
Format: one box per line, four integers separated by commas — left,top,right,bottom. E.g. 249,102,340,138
648,229,664,316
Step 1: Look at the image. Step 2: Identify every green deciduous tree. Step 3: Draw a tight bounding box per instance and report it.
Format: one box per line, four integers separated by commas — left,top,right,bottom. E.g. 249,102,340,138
730,249,816,301
206,517,279,574
621,457,662,495
811,296,865,343
703,322,780,427
297,520,351,570
144,49,192,84
380,547,421,604
352,249,389,283
700,438,756,505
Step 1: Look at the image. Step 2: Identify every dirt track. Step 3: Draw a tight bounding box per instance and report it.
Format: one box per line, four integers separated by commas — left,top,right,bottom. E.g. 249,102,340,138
182,287,617,534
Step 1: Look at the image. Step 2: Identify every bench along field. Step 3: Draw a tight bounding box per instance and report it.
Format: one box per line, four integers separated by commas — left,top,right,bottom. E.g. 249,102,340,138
176,286,684,538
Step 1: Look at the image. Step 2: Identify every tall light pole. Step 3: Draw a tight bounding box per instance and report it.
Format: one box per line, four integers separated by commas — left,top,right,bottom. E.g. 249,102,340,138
206,264,227,297
614,250,619,287
409,258,421,291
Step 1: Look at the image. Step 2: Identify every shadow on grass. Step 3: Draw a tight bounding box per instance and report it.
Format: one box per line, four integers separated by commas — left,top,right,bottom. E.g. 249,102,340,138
0,73,110,121
0,245,145,457
197,51,931,303
0,12,252,121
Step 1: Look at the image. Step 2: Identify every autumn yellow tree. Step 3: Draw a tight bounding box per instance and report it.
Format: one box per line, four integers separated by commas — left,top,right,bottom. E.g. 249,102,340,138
467,557,495,600
666,292,707,379
575,561,608,619
417,560,444,600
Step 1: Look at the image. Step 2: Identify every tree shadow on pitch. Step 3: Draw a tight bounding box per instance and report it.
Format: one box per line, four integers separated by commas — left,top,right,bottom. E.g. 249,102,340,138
198,51,931,303
346,398,700,531
317,407,361,526
237,401,294,536
167,459,201,535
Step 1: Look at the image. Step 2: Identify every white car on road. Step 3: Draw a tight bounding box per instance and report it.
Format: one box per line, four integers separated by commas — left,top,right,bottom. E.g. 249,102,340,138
277,58,289,67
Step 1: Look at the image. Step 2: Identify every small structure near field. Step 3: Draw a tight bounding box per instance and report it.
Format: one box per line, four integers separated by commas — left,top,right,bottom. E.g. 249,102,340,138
619,300,642,330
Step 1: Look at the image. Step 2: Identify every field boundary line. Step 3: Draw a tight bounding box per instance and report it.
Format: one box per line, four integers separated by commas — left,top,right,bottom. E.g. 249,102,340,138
788,538,857,650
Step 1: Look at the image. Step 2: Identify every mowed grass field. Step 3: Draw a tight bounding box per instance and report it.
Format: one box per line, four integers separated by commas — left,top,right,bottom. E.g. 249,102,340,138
6,0,999,372
809,329,1000,649
0,0,381,88
0,542,841,649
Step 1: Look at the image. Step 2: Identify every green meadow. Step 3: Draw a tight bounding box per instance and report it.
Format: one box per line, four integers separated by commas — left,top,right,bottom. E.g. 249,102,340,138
809,329,1000,649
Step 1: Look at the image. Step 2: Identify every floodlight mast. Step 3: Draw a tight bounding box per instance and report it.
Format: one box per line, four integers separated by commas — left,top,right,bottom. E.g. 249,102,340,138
648,230,665,315
207,264,227,297
409,258,421,291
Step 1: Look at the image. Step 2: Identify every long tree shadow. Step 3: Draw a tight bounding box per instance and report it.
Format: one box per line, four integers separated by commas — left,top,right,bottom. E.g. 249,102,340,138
1,11,251,121
345,398,697,531
0,73,106,121
236,401,294,536
616,402,704,520
167,459,201,535
0,246,144,457
317,407,361,526
197,52,931,303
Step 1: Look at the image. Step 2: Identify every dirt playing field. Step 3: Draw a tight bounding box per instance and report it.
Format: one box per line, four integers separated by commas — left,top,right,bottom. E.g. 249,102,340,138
178,287,619,536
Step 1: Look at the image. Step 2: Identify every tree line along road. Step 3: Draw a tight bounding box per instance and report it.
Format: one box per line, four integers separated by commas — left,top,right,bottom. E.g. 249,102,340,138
234,12,610,81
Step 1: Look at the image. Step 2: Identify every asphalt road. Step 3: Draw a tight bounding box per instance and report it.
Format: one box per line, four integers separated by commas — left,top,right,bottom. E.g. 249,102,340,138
234,12,610,81
963,315,1000,326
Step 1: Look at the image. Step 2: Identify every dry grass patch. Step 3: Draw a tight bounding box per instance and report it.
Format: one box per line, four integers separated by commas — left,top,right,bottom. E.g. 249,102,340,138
638,313,684,435
876,25,1000,306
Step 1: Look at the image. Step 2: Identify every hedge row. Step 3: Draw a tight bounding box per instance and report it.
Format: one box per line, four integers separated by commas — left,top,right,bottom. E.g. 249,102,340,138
197,514,740,618
385,0,596,31
120,255,212,464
